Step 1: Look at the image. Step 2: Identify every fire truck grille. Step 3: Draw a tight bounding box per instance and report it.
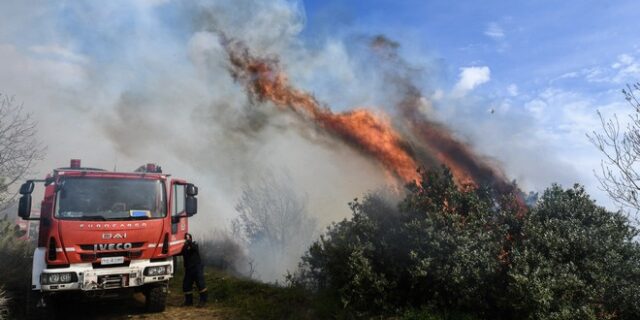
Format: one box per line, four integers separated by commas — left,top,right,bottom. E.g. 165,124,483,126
98,274,129,289
80,251,143,262
98,251,128,258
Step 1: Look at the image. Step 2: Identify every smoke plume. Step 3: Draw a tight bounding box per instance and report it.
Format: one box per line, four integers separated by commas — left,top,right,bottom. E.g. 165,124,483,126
219,33,512,193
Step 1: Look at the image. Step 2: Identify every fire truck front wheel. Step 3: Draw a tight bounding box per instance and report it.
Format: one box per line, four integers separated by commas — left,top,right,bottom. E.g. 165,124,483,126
144,283,168,313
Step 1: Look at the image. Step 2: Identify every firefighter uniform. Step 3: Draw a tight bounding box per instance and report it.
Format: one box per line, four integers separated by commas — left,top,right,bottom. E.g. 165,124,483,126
181,235,207,307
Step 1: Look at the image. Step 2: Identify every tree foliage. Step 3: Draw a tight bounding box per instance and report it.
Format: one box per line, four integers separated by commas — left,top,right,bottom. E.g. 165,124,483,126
296,167,640,319
508,184,640,320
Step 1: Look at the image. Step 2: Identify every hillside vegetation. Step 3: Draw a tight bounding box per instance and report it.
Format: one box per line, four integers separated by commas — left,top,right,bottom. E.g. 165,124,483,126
2,167,640,319
292,167,640,319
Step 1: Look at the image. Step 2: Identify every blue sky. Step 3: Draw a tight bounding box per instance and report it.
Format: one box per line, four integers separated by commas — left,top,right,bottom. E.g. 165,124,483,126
303,0,640,91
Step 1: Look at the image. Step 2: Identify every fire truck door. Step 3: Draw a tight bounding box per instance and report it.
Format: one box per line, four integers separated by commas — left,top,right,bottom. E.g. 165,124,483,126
170,181,188,255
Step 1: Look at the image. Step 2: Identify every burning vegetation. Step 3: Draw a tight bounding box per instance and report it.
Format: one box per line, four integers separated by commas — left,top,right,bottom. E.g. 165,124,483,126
223,37,513,196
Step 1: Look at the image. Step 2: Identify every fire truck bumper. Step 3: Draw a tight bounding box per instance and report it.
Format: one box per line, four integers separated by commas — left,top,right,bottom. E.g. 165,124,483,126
38,259,173,292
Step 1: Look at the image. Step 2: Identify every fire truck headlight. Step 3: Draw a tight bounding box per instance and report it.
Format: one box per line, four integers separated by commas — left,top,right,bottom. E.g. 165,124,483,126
41,272,77,285
144,265,169,276
59,273,72,283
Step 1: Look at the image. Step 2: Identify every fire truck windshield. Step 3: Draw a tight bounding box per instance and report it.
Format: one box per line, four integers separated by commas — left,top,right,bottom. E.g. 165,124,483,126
55,178,166,220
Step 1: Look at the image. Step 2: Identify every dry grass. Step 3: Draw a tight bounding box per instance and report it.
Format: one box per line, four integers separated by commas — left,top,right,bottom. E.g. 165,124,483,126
0,287,9,320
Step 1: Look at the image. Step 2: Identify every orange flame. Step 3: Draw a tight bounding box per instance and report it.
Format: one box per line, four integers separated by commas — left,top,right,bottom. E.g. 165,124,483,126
227,41,420,182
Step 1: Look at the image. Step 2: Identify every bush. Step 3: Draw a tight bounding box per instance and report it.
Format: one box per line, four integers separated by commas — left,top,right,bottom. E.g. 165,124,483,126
198,230,248,275
297,167,640,319
0,215,34,318
297,167,521,318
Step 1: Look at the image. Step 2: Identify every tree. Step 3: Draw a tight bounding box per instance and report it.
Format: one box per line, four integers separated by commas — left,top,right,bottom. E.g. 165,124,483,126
0,94,45,207
589,83,640,212
232,170,316,281
507,184,640,320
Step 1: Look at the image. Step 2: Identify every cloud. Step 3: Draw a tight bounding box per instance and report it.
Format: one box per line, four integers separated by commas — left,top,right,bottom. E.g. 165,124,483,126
0,43,89,89
555,52,640,85
611,53,640,82
452,66,491,97
507,84,519,96
484,22,504,40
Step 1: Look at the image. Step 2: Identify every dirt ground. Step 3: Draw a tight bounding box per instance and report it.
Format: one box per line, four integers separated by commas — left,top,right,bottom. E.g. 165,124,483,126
61,291,226,320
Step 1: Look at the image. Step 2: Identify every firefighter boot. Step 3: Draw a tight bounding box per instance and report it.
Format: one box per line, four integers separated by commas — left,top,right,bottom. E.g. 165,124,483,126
196,289,208,308
182,293,194,307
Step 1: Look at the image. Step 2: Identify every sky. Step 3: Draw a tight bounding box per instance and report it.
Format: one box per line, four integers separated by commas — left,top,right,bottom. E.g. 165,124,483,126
1,0,639,216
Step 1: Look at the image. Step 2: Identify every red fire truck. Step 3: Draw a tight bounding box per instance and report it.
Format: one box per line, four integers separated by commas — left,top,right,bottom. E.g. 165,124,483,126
18,159,199,317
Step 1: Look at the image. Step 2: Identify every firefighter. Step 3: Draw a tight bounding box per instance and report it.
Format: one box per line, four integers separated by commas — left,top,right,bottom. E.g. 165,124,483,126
181,233,208,307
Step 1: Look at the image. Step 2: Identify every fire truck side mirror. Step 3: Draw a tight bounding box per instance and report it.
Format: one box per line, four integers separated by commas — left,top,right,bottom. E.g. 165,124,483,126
19,181,35,195
186,184,198,197
18,194,32,219
185,196,197,217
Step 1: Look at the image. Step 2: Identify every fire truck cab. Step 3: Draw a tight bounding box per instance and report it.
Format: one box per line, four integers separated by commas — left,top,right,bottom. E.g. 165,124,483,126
18,159,198,316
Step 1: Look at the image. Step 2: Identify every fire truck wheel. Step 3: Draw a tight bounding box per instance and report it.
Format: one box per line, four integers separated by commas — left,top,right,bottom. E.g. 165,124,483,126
25,290,53,320
145,284,168,313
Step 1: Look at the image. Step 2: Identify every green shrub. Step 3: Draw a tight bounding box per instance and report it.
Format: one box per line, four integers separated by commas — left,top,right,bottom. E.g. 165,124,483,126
507,184,640,319
297,167,640,319
298,167,522,317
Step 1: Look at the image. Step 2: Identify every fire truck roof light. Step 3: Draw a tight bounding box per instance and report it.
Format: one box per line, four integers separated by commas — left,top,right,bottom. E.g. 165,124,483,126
133,163,162,173
70,159,81,169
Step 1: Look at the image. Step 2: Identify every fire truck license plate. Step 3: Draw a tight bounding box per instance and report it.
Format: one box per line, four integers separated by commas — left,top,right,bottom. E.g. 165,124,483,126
101,257,125,265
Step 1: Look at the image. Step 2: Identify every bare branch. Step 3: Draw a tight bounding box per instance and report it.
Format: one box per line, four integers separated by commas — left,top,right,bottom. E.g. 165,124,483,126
232,169,317,281
0,94,45,207
588,83,640,212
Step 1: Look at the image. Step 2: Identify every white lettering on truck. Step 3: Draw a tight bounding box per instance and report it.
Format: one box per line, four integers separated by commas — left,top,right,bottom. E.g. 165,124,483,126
93,243,133,251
